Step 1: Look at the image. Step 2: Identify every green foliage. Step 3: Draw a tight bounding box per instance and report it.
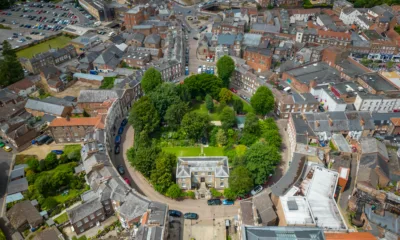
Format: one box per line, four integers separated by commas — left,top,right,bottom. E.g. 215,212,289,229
166,184,182,199
148,83,182,120
216,55,235,87
229,166,254,195
181,112,210,141
127,138,161,178
240,112,260,146
219,88,233,104
235,145,247,157
267,4,274,9
99,77,115,89
220,107,236,130
0,24,11,30
129,96,160,134
259,118,281,149
395,26,400,35
233,99,244,114
183,73,223,99
387,60,394,69
185,191,195,199
42,197,58,210
165,101,189,130
150,152,177,194
223,188,236,200
0,41,24,87
44,152,58,171
250,86,274,115
216,129,228,146
210,188,223,198
141,67,162,94
27,157,40,172
0,228,5,240
352,0,399,8
176,83,191,102
329,140,337,151
205,94,214,112
0,0,15,9
244,142,281,184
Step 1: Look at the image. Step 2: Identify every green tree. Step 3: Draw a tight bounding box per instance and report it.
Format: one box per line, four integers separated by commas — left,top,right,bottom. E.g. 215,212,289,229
233,99,244,114
250,86,274,116
219,88,233,103
216,129,227,146
165,101,189,129
0,228,5,240
216,55,235,87
129,96,160,134
244,142,281,185
128,143,161,178
27,157,40,172
205,94,214,112
229,166,254,195
141,67,162,94
0,41,24,87
184,73,223,99
223,188,236,200
150,152,177,194
181,112,210,140
44,152,58,170
259,118,282,149
34,174,51,195
387,60,394,69
42,197,58,210
176,83,191,102
148,83,181,120
166,184,182,199
220,107,236,130
235,145,247,157
243,112,260,135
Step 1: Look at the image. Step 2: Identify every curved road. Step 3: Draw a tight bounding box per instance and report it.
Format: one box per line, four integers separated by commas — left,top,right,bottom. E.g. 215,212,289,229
113,125,239,221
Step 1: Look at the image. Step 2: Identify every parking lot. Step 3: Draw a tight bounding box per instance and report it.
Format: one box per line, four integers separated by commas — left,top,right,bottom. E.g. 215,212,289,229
183,218,228,240
0,2,93,49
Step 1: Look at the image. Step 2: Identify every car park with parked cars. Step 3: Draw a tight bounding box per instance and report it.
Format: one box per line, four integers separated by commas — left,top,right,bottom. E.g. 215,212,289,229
184,213,198,220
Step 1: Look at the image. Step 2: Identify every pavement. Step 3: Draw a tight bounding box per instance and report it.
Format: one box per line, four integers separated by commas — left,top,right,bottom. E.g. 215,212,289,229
113,125,239,221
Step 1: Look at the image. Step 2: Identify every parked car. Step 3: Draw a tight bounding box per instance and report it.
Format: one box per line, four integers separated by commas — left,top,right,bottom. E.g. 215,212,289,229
115,145,120,154
0,142,4,148
51,150,64,155
121,118,128,126
117,165,125,175
251,185,263,196
222,199,234,205
118,126,124,135
169,210,182,217
45,137,54,145
207,199,221,206
184,213,198,220
3,146,12,152
115,135,121,144
230,88,237,93
123,177,130,185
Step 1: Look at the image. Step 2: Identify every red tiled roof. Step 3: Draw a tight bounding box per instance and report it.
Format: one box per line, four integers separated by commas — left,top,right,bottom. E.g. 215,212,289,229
7,78,35,93
317,30,351,40
49,116,104,128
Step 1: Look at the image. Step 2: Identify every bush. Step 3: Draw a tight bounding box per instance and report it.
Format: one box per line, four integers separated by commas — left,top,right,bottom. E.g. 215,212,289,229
166,184,182,199
210,188,223,198
42,197,58,210
223,188,236,200
185,191,195,199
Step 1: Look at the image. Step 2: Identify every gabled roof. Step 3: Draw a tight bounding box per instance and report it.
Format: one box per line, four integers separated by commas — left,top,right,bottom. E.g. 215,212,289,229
7,78,35,94
144,34,161,45
77,89,124,103
25,99,67,116
176,157,229,178
7,200,43,229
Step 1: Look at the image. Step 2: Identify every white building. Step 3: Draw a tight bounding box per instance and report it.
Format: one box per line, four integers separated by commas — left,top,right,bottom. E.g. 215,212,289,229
354,93,400,112
311,86,347,112
339,7,361,25
289,9,319,24
354,15,373,30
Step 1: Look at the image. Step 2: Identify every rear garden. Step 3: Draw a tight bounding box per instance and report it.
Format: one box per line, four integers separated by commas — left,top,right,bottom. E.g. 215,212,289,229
16,35,74,58
10,145,87,220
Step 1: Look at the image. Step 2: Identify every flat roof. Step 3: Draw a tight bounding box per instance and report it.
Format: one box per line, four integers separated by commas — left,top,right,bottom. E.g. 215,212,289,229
332,134,352,153
286,62,341,85
359,73,398,92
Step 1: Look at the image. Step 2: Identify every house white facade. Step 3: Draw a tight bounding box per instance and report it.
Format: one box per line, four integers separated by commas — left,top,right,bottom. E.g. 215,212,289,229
354,15,372,30
339,7,361,25
354,94,400,112
311,87,347,112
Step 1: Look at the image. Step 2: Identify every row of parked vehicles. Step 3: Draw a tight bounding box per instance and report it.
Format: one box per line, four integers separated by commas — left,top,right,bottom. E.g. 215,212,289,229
197,65,215,74
114,118,128,154
169,210,199,220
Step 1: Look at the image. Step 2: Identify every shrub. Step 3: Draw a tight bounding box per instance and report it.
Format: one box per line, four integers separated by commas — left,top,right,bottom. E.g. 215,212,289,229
210,188,222,198
185,191,195,199
166,184,182,199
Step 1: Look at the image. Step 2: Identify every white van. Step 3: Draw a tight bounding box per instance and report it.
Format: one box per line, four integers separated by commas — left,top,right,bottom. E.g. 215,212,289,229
108,32,116,37
283,87,291,92
94,21,101,26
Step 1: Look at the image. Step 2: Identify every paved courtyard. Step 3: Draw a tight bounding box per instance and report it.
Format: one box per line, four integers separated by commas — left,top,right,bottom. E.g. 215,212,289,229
183,218,227,240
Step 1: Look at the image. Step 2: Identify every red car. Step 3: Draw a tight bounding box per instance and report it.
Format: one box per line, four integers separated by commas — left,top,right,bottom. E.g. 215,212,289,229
230,88,237,93
124,177,131,185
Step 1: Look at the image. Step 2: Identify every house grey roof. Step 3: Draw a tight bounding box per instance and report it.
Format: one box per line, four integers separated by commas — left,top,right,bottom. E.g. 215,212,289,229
243,34,262,47
144,34,161,45
7,200,43,230
251,23,280,33
77,89,124,103
217,34,236,46
240,200,254,225
336,59,368,78
332,134,352,153
124,32,146,43
252,190,277,225
83,153,109,173
80,51,101,64
292,93,319,105
357,153,389,188
360,137,388,159
0,89,19,103
25,99,66,116
176,157,229,178
285,62,341,85
359,72,398,92
93,45,124,68
73,73,104,81
148,202,167,226
119,192,149,222
245,47,272,56
365,204,400,235
271,153,306,197
242,226,326,240
135,226,163,240
10,167,25,180
66,197,103,224
7,178,28,195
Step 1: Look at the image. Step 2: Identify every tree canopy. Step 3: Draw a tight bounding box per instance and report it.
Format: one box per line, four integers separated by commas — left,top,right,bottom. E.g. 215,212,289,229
181,112,210,141
244,142,281,185
220,107,236,130
129,96,160,134
150,152,177,194
219,88,233,104
229,166,254,195
127,142,161,178
183,73,223,99
205,94,214,112
166,184,182,199
216,55,235,87
148,83,181,120
0,41,24,87
233,98,244,114
250,86,274,116
141,67,162,94
164,101,189,130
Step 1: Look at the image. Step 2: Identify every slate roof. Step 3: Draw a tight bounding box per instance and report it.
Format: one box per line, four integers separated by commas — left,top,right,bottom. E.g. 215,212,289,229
242,226,326,240
357,153,389,188
7,200,43,230
217,34,237,45
252,190,277,225
240,200,254,225
25,99,66,116
7,178,28,195
66,198,103,224
144,34,161,45
243,33,262,47
176,157,229,178
119,192,149,222
77,89,124,103
93,45,124,69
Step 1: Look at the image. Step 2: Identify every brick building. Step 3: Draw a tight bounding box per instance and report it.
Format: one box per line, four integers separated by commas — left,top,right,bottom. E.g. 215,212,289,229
122,51,151,68
123,5,149,30
243,47,273,73
212,18,246,35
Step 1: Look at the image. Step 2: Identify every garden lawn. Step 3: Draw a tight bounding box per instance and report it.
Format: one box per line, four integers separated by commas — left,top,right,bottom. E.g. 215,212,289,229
16,35,74,58
63,144,82,155
53,189,84,203
232,95,254,114
162,147,224,156
190,102,221,121
54,212,69,224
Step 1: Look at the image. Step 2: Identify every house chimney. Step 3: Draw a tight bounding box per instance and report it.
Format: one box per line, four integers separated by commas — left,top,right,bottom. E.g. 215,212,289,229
66,115,70,121
316,120,320,127
360,117,365,126
328,118,333,126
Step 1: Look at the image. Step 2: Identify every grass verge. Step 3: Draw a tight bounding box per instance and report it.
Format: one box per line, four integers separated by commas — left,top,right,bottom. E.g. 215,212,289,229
162,147,224,156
